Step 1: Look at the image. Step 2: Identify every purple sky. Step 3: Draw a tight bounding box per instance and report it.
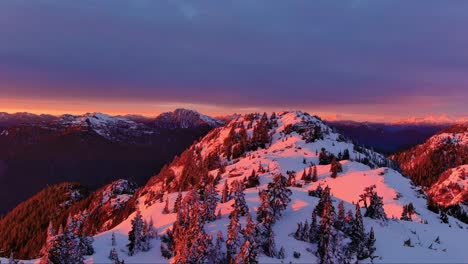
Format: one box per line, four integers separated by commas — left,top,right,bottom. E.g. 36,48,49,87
0,0,467,121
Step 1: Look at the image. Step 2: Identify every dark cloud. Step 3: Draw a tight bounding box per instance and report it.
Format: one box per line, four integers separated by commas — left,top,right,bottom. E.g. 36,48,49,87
0,0,467,114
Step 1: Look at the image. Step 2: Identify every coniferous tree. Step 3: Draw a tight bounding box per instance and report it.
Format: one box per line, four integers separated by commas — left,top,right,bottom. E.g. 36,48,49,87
342,149,350,160
315,186,334,217
262,225,277,258
319,148,331,165
312,165,318,182
146,218,158,240
221,180,230,203
285,170,295,187
335,201,346,230
202,183,219,222
109,248,119,261
400,205,411,221
366,227,376,259
226,210,242,262
111,232,117,246
173,191,182,213
350,204,367,260
231,180,249,216
127,210,147,256
211,231,227,264
246,169,260,188
236,240,258,264
309,211,319,242
363,186,387,221
162,196,170,214
317,200,335,264
330,158,343,178
267,174,292,222
440,210,449,224
278,246,285,259
173,190,212,263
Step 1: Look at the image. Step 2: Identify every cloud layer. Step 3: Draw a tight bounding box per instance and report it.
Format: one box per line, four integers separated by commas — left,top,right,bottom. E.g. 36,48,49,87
0,0,467,118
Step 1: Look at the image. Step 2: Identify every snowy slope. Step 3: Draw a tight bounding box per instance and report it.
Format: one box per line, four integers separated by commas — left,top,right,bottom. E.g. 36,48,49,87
428,165,468,207
75,111,468,263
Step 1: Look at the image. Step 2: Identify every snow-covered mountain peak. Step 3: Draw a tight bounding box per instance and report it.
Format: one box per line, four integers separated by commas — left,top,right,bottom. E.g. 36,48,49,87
155,108,224,129
83,111,468,264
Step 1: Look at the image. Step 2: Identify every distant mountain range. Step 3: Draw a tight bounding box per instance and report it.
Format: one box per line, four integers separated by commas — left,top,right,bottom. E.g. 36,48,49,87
325,120,451,154
0,109,225,215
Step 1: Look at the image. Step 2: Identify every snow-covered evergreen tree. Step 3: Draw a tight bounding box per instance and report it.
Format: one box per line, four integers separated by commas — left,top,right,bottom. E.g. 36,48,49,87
231,180,249,216
235,240,258,264
210,231,227,264
267,174,292,222
366,227,376,259
109,248,119,261
111,232,117,246
278,246,285,259
312,165,318,182
226,210,243,262
350,203,367,260
317,200,335,264
127,210,147,256
364,187,387,221
173,191,182,213
146,217,158,240
315,186,334,217
221,180,230,203
262,225,277,258
202,183,219,222
330,158,343,178
162,196,170,214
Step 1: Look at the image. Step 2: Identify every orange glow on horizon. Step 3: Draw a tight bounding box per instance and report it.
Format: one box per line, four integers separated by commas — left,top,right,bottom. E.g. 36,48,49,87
0,97,466,123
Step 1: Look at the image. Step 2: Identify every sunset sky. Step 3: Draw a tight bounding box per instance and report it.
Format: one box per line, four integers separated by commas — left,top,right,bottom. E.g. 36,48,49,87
1,0,467,122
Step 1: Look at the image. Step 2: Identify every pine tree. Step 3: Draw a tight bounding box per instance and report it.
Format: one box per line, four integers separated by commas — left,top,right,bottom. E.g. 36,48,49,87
332,231,345,264
162,196,170,214
109,248,119,261
309,210,319,242
262,225,277,258
440,210,449,224
366,227,376,259
278,246,285,259
173,190,212,263
146,217,158,239
267,174,292,222
39,222,56,264
231,180,249,216
400,205,411,221
235,240,258,264
317,200,335,264
335,201,346,230
343,149,350,160
315,186,334,217
173,191,182,213
319,148,330,165
127,210,146,256
312,165,318,182
202,183,219,222
364,187,387,221
209,231,226,264
226,210,242,262
287,171,297,186
246,169,260,188
350,203,367,260
111,232,117,246
330,158,343,178
221,180,230,203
